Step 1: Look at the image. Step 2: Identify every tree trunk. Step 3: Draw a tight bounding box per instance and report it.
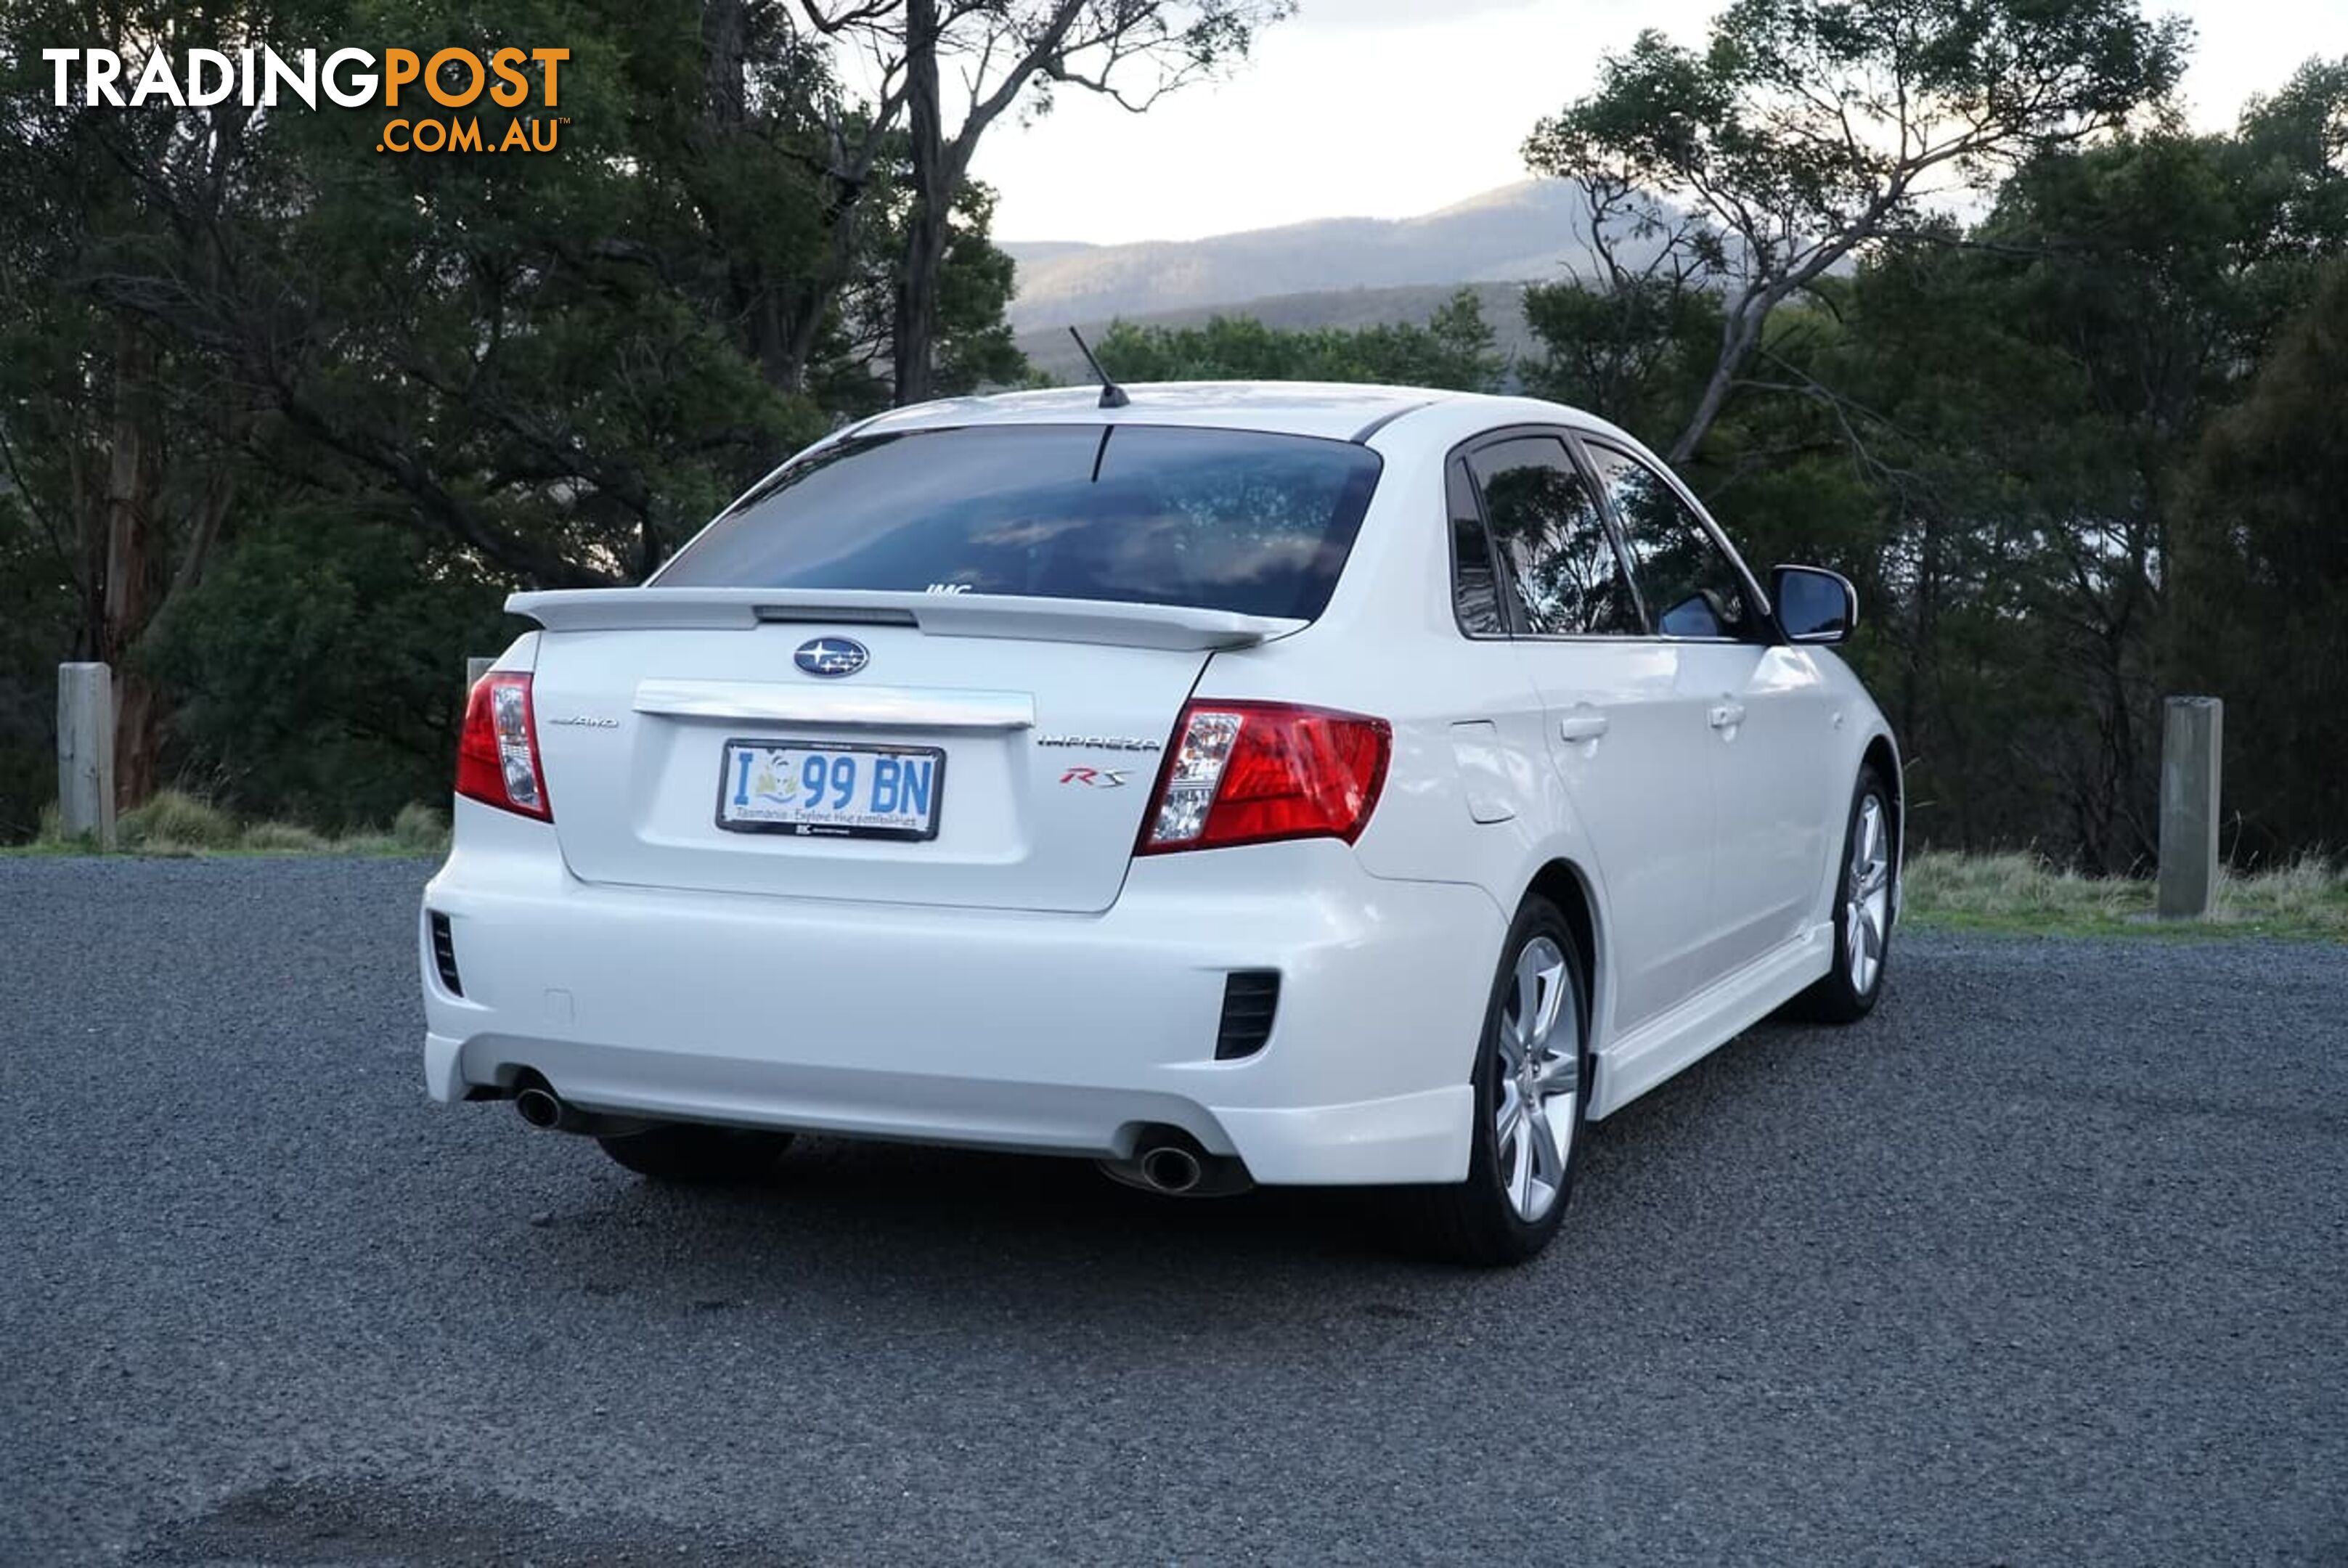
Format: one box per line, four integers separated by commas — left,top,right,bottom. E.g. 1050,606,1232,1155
1668,293,1769,465
893,194,950,407
891,0,950,407
99,311,159,809
112,673,158,807
701,0,747,128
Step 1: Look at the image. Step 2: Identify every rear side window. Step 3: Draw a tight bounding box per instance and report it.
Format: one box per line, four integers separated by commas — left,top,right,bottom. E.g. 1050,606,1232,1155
1448,460,1508,635
1466,436,1642,637
1583,443,1757,640
656,424,1385,621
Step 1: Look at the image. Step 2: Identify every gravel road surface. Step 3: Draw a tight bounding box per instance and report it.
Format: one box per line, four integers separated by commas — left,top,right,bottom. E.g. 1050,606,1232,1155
2,857,2342,1565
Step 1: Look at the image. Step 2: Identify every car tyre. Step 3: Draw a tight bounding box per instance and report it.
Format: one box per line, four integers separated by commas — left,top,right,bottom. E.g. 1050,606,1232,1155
1801,764,1896,1024
595,1122,796,1183
1406,896,1591,1267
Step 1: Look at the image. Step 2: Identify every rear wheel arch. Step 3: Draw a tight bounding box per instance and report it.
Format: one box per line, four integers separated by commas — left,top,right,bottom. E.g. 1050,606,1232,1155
1522,858,1602,1050
1405,889,1594,1265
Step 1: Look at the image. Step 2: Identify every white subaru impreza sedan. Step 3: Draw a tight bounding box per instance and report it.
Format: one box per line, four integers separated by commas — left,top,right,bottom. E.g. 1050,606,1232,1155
420,382,1899,1264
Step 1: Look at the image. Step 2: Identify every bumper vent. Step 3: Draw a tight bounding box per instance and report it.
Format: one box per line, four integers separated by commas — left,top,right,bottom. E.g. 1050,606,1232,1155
428,911,462,997
1215,970,1280,1061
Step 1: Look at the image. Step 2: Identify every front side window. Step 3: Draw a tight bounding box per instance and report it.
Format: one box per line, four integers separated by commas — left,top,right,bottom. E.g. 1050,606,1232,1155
656,424,1385,621
1467,436,1642,637
1584,444,1757,640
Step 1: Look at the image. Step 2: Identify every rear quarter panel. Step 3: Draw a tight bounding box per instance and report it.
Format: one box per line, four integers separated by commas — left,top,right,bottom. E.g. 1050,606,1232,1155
1194,420,1612,960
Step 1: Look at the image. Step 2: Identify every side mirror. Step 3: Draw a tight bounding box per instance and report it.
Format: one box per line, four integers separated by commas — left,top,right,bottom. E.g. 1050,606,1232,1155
1772,565,1858,645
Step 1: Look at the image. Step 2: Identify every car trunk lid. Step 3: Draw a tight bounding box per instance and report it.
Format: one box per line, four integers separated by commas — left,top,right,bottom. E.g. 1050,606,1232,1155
513,588,1297,913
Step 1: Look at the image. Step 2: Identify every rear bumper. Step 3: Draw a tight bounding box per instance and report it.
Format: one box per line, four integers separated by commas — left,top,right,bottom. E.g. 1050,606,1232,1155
420,804,1504,1185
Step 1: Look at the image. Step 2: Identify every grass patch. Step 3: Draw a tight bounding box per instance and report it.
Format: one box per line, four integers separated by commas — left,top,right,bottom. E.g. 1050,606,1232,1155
1904,850,2348,942
118,789,240,851
240,821,331,854
2,791,452,859
327,831,408,857
13,802,99,855
391,802,449,853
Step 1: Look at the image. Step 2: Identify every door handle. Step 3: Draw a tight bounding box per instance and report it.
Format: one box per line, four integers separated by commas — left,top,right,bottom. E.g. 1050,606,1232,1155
1558,711,1610,743
1708,701,1747,731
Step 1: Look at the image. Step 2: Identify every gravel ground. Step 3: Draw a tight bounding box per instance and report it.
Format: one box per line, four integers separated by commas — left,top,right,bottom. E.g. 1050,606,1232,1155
1,857,2342,1566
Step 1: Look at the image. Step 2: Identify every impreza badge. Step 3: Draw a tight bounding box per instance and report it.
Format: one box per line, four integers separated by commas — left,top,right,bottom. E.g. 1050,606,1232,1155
1035,734,1162,751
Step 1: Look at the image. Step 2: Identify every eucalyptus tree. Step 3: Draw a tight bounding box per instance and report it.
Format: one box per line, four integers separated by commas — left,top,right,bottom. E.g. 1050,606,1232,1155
1523,0,2190,465
788,0,1293,404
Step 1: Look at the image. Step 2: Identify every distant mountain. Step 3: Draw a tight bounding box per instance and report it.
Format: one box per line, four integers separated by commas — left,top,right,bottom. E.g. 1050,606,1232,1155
1002,180,1601,331
1014,280,1544,385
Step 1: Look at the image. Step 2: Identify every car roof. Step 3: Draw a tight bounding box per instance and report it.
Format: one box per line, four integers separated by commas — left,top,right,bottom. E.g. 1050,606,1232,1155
845,381,1566,446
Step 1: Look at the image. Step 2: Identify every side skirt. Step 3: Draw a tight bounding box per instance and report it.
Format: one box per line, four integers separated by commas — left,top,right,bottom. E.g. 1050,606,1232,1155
1586,923,1835,1119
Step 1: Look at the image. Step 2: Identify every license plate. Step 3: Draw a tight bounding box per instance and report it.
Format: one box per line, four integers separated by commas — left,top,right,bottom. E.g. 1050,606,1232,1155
716,740,945,841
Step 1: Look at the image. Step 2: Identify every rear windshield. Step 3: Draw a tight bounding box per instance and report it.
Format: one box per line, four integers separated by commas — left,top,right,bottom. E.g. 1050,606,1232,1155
653,423,1384,621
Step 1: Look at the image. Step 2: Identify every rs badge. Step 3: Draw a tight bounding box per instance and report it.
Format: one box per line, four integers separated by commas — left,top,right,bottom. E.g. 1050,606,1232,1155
1059,767,1130,788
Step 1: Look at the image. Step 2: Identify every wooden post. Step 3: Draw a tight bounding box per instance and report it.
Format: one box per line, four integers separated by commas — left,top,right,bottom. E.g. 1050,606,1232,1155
57,662,117,850
2157,696,2222,920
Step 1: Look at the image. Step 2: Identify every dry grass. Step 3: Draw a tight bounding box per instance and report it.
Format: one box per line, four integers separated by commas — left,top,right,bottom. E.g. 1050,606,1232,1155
6,791,451,859
1904,849,2348,942
238,821,332,854
391,802,449,853
2217,854,2348,936
118,789,242,852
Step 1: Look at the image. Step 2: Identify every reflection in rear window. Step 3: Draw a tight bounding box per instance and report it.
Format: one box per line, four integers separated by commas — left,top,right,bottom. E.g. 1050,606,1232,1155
653,424,1385,621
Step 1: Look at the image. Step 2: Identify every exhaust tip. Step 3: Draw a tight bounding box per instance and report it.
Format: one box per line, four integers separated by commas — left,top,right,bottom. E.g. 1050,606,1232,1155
1138,1145,1202,1195
514,1085,563,1130
1097,1125,1252,1199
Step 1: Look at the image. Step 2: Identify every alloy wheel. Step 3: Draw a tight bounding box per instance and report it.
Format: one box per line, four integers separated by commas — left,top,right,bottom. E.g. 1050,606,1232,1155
1846,793,1891,997
1491,935,1581,1223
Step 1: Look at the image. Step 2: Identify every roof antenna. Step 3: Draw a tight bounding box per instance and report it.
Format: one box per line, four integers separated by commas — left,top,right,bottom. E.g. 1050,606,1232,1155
1067,327,1130,409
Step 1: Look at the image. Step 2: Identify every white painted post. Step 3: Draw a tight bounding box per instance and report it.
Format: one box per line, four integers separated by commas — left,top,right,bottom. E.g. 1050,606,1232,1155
2157,696,2222,920
57,662,117,850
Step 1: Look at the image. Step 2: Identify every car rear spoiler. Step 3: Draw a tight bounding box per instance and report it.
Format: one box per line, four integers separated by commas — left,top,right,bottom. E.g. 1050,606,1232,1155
505,587,1305,652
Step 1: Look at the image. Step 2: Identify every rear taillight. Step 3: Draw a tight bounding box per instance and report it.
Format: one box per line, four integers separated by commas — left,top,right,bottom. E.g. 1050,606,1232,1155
1138,701,1390,854
455,671,552,820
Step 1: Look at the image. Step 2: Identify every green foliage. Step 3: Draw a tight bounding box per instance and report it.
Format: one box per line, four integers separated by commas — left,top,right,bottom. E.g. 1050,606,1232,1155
1525,0,2190,461
1518,55,2348,868
141,510,510,830
1095,290,1504,391
1519,275,1721,435
2170,260,2348,862
0,496,60,841
1835,107,2348,867
0,0,1038,836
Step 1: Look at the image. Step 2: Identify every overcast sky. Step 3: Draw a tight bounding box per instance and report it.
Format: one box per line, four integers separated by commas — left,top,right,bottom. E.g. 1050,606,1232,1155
969,0,2348,244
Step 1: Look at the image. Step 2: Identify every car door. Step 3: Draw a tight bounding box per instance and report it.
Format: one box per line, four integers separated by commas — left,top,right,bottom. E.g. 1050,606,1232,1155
1459,431,1716,1034
1575,436,1833,981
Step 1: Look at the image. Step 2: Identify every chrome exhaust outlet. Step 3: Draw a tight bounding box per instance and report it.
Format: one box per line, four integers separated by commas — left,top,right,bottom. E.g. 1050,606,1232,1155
514,1085,564,1130
1098,1127,1254,1199
1138,1144,1202,1195
510,1082,649,1138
